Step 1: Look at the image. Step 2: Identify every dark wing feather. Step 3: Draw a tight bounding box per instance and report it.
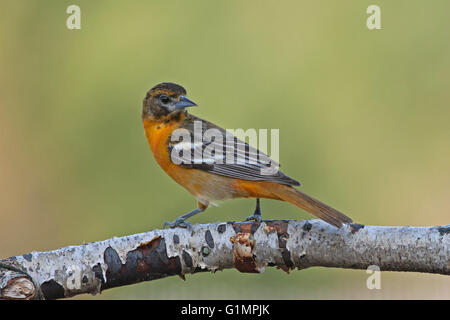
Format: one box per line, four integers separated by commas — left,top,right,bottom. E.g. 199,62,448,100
168,115,300,186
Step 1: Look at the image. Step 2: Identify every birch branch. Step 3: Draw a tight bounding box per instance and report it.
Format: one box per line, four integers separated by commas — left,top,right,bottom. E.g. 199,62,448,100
0,219,448,300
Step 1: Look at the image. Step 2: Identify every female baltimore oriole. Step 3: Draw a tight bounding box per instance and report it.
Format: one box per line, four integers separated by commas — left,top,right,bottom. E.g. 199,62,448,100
142,82,353,228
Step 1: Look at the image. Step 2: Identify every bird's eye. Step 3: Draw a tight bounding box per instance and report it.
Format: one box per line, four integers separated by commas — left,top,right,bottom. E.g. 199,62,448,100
159,95,170,104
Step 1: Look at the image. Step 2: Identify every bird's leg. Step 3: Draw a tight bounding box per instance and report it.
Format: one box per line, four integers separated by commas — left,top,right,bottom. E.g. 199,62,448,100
245,198,262,222
164,201,208,228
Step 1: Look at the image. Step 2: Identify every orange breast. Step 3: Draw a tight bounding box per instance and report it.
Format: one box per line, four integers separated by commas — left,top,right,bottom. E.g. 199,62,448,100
143,118,216,200
144,119,176,168
143,118,189,180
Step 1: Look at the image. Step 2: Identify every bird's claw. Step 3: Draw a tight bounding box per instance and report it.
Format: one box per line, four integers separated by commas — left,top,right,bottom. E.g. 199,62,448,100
245,214,262,223
163,218,192,229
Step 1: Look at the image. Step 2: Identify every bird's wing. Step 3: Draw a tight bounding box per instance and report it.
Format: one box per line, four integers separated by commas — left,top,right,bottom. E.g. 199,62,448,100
168,116,300,186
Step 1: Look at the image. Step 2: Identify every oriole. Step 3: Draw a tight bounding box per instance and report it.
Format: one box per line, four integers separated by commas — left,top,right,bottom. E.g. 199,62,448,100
142,82,353,228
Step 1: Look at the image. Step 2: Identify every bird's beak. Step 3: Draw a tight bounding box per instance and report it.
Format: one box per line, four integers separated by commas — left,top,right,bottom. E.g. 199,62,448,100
175,96,198,109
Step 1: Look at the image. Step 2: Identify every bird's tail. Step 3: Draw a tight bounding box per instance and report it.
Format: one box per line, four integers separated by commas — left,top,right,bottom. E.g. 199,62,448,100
273,185,353,228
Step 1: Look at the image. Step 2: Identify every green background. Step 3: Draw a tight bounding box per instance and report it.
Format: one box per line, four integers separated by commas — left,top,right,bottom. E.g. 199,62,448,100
0,0,449,299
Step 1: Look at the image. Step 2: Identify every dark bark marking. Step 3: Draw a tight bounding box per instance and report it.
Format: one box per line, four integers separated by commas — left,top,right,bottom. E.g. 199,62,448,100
41,279,65,300
205,230,214,248
182,250,193,268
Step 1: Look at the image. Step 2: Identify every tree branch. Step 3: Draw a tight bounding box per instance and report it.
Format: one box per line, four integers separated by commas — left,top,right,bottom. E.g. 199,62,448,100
0,219,448,300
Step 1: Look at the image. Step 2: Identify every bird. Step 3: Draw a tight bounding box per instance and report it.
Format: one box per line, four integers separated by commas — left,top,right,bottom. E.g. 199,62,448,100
142,82,353,228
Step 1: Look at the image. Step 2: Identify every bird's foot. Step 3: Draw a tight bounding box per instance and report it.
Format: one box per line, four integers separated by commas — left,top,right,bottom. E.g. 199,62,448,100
163,218,192,229
245,214,262,223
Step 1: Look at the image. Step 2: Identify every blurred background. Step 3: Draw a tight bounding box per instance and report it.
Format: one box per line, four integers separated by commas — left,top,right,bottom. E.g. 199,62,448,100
0,0,449,299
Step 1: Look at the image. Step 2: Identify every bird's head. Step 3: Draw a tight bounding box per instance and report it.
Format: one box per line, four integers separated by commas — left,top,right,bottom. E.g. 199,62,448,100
142,82,197,120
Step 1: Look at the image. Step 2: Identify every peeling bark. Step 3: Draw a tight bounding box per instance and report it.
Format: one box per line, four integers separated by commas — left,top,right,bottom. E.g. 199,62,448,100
0,220,448,300
0,269,35,300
